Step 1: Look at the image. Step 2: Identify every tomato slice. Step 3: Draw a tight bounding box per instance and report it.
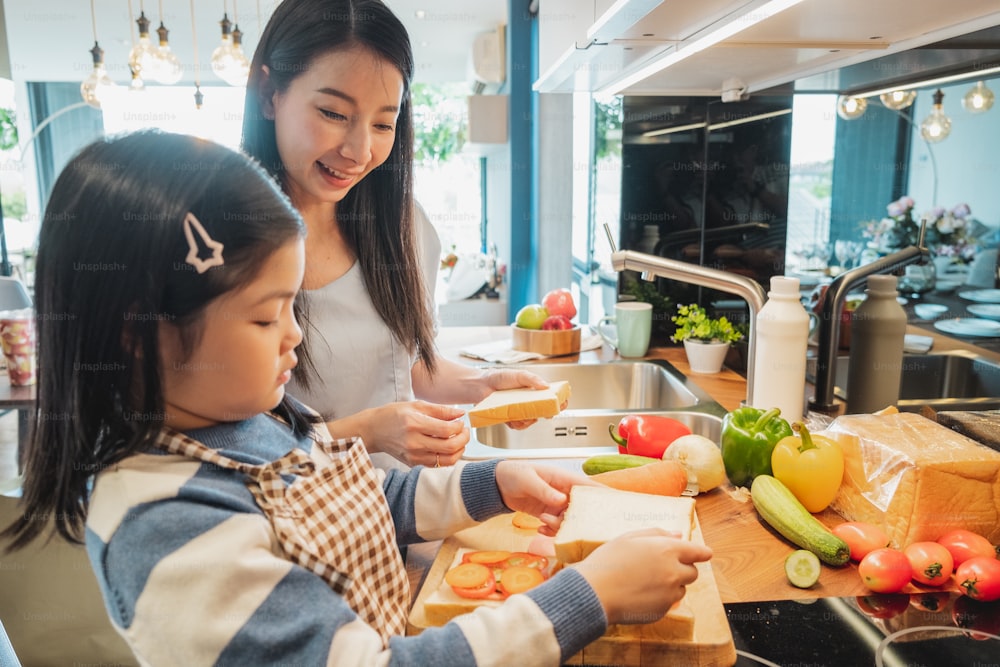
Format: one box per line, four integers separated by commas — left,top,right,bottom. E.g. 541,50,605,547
451,579,502,599
462,550,513,567
504,552,549,570
445,562,492,589
498,566,545,595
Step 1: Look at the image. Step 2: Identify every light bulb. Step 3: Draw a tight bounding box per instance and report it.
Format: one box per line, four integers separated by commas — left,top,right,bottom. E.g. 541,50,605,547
836,95,867,120
962,80,995,114
226,25,251,86
920,89,951,143
128,11,160,83
152,22,183,85
80,42,118,109
879,89,916,110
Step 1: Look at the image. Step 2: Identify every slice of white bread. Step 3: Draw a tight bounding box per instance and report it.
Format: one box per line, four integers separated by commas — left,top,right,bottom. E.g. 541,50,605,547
423,548,559,625
826,412,1000,546
554,486,696,564
555,486,697,640
467,380,571,427
423,548,506,626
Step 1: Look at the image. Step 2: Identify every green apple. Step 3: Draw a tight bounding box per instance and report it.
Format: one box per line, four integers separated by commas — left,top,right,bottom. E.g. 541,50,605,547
515,304,549,329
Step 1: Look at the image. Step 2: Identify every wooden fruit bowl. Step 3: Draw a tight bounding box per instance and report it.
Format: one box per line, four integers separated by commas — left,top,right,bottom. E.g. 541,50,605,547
510,324,581,356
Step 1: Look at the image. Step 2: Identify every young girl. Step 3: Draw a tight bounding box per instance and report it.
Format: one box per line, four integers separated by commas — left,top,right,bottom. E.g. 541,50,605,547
242,0,548,469
2,131,711,665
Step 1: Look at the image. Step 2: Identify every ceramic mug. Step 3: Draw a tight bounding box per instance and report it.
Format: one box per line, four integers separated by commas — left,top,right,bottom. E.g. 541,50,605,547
597,302,653,357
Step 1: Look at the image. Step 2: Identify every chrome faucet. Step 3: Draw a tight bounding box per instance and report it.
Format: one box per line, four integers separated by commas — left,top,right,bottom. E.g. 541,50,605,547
808,223,930,412
608,242,767,406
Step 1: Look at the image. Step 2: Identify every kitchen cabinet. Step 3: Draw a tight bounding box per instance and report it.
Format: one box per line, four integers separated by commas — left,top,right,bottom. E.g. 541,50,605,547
535,0,1000,95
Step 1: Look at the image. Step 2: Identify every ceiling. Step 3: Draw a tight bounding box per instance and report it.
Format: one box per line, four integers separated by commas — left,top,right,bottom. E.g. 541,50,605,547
0,0,508,86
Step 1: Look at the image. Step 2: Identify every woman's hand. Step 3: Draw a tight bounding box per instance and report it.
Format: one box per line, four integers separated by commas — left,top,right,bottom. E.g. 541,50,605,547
327,401,469,467
494,461,600,536
573,529,713,625
483,369,553,430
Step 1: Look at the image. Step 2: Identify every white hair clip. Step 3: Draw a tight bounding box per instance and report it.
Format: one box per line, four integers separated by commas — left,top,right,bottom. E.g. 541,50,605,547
183,212,225,274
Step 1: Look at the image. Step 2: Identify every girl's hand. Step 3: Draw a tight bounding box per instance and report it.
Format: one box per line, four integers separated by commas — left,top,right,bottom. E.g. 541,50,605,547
334,401,469,467
494,461,600,536
573,529,713,625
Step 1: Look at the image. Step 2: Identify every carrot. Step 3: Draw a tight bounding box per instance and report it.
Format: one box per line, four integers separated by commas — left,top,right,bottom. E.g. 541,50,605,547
498,566,545,595
591,459,688,496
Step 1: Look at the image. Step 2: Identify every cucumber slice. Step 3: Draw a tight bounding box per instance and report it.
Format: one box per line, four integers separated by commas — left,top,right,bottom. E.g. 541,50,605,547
785,549,821,588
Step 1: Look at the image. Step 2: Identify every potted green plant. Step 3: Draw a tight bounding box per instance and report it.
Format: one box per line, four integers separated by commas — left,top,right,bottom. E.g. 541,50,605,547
671,303,744,374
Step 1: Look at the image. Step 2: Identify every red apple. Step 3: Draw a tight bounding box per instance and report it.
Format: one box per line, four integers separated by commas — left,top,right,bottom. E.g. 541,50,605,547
542,288,577,320
541,315,573,330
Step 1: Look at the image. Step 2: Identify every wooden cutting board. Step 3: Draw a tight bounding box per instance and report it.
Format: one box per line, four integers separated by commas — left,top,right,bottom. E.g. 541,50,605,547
407,513,736,667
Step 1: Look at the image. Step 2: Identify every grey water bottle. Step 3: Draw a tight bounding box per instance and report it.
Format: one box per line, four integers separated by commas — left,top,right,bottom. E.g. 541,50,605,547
846,275,908,414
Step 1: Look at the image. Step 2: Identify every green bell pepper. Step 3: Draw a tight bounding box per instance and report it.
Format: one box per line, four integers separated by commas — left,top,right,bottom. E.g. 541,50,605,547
720,407,793,488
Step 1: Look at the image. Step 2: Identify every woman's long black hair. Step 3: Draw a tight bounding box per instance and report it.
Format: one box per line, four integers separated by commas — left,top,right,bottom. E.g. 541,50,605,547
2,130,310,550
241,0,437,388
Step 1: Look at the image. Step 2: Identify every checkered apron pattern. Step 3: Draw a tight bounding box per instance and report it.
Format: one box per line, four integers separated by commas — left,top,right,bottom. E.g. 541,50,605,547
154,425,410,643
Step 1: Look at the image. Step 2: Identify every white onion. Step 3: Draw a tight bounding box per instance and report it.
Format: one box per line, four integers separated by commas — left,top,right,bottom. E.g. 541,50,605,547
662,434,726,493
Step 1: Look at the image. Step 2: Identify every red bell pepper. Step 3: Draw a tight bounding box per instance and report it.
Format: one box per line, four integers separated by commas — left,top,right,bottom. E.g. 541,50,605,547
608,414,692,458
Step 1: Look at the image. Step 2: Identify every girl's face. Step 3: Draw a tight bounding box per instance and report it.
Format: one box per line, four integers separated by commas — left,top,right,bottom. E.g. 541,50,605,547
266,46,405,215
159,239,305,430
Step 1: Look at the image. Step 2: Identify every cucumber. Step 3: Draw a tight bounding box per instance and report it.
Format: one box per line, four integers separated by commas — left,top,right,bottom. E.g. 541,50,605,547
750,474,850,566
582,454,660,475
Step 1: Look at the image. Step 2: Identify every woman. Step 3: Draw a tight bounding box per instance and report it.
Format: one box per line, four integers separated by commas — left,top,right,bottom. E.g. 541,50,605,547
242,0,547,468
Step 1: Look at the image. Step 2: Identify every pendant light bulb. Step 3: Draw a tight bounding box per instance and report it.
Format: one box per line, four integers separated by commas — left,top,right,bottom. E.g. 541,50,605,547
836,95,867,120
80,42,117,109
226,24,251,86
920,89,951,143
879,89,916,110
128,11,160,84
152,21,183,84
962,80,995,114
210,13,241,85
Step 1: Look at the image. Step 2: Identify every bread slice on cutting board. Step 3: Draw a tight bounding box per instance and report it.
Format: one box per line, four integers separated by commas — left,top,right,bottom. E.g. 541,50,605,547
467,380,571,427
554,485,697,564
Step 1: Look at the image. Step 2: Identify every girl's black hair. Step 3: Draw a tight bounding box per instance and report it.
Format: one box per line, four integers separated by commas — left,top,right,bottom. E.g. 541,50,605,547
2,130,311,550
241,0,437,390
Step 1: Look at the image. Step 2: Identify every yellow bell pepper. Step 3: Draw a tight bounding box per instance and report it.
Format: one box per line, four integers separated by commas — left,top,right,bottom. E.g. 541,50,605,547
770,422,844,513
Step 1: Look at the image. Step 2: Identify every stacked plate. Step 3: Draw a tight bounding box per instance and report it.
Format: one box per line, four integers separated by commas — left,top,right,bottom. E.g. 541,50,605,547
934,318,1000,337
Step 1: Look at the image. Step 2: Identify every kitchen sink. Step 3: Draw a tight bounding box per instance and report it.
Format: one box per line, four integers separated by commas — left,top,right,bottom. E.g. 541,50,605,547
462,359,728,460
808,350,1000,412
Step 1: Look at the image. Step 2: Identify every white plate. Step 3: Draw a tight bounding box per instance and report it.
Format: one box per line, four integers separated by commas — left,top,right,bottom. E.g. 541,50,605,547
958,289,1000,303
934,317,1000,337
968,304,1000,321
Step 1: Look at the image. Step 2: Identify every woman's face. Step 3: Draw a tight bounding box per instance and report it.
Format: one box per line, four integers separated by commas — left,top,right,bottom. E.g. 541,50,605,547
266,46,405,214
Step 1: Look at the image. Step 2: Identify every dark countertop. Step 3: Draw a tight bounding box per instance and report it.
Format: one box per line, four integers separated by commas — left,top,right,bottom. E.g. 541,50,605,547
904,288,1000,354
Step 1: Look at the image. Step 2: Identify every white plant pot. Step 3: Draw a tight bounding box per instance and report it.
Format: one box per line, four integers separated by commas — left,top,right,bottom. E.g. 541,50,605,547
683,339,730,374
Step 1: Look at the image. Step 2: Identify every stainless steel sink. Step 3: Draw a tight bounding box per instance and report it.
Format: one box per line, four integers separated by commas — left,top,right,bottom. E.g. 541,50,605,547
462,359,728,459
808,350,1000,412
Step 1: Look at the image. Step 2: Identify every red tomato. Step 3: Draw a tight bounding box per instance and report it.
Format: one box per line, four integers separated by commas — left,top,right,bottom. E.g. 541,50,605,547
955,556,1000,602
904,541,955,587
952,595,1000,640
937,529,998,566
858,548,913,593
831,521,891,562
909,591,952,613
855,593,910,619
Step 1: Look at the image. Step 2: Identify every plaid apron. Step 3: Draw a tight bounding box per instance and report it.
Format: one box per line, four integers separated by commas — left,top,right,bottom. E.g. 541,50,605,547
154,423,410,643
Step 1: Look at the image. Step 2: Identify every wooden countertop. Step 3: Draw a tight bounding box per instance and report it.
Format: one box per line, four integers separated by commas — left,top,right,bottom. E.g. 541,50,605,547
414,325,992,606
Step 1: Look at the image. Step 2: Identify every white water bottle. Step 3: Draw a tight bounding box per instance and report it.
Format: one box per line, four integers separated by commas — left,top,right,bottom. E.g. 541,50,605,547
751,276,810,423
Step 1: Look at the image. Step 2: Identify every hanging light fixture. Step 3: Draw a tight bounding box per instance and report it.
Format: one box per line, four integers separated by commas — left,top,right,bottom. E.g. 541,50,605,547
211,2,250,86
920,89,951,143
962,80,995,114
81,0,118,109
125,0,147,93
127,1,157,89
190,0,204,109
836,95,867,120
228,1,251,86
152,0,183,84
879,89,917,110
